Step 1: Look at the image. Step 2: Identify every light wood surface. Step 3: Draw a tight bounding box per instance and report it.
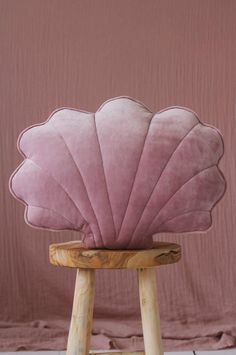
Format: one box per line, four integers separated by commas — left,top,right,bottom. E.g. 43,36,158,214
89,350,145,355
138,268,163,355
67,269,95,355
49,241,181,269
51,242,180,355
89,352,144,354
2,2,234,351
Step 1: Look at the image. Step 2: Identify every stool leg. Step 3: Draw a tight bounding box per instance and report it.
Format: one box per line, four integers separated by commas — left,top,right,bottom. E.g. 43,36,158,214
67,269,95,355
138,268,163,355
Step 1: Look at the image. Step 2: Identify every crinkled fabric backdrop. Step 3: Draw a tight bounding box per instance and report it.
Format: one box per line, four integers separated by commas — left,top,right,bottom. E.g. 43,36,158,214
0,0,235,351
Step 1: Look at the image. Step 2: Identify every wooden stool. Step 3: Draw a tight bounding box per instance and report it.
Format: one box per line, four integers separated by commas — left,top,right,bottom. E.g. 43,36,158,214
49,241,181,355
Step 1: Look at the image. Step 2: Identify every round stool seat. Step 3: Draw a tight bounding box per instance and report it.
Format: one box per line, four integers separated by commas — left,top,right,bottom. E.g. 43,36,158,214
49,240,181,269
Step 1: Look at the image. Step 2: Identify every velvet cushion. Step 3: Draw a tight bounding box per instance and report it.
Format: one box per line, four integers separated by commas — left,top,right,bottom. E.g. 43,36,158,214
9,97,226,249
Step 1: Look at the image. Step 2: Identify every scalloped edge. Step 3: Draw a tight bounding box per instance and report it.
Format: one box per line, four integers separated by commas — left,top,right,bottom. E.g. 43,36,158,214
9,96,227,239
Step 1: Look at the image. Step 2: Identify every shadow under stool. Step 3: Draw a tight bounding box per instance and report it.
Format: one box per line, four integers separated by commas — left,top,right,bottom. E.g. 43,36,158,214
49,241,181,355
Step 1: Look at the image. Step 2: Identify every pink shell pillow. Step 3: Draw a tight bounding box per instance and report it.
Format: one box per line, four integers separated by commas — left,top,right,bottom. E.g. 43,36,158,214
9,97,226,249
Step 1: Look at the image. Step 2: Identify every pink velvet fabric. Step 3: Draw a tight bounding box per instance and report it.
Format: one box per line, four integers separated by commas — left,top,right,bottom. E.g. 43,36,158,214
9,97,226,249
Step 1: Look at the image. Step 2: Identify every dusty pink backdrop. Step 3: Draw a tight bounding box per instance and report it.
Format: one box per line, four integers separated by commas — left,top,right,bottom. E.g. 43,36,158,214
0,0,235,351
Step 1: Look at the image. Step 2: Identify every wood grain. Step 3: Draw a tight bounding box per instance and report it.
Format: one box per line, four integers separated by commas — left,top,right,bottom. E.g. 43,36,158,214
49,241,181,269
89,352,144,354
1,0,236,350
138,268,163,355
67,269,95,355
